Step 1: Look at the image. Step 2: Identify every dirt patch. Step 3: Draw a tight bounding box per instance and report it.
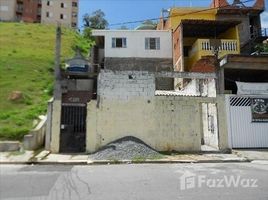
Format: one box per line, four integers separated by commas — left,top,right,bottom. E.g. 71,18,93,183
8,91,23,101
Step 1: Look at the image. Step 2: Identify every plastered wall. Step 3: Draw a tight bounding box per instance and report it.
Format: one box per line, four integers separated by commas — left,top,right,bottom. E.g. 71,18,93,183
86,96,203,153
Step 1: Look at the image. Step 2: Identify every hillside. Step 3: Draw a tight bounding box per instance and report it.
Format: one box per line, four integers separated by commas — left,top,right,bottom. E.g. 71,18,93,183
0,23,77,140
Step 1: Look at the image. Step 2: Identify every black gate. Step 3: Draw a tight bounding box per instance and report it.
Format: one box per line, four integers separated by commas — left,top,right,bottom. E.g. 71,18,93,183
60,103,87,153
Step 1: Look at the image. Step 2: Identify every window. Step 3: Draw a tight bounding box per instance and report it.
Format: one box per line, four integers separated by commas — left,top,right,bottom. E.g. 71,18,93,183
0,6,9,12
72,12,77,17
47,0,52,6
183,46,190,57
112,38,127,48
61,3,67,8
60,14,67,19
72,22,77,27
72,2,78,7
46,12,53,18
145,37,160,50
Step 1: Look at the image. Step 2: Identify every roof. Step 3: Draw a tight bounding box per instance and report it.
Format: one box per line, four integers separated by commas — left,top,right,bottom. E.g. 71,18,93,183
92,29,171,36
135,24,156,30
220,54,268,70
181,19,241,37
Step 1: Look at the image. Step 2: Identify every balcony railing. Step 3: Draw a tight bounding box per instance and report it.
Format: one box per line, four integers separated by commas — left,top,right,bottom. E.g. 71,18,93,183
189,39,239,56
261,28,268,37
198,39,239,53
187,39,239,70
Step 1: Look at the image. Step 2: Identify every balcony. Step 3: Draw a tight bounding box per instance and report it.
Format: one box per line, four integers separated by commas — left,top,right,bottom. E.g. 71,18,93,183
187,39,240,69
16,8,23,14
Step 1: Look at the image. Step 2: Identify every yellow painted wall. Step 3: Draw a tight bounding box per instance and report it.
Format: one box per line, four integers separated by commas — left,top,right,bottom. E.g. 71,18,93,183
219,26,239,40
219,26,240,51
170,8,217,30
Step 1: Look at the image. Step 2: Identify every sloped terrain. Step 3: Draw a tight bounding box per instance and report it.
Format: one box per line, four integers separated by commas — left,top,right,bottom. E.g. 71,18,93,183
0,23,76,140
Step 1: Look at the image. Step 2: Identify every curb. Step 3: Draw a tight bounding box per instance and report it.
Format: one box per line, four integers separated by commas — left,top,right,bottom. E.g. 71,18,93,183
0,159,251,165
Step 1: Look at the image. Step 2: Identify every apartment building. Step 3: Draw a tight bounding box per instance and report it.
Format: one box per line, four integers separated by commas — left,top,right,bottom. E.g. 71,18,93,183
0,0,41,22
0,0,78,28
0,0,16,21
41,0,78,28
16,0,42,22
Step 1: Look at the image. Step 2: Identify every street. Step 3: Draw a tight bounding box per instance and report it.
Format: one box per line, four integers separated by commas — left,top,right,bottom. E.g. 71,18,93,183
0,163,268,200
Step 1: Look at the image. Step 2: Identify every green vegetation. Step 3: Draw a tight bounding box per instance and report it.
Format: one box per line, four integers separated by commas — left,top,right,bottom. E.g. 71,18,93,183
0,22,84,140
255,43,268,53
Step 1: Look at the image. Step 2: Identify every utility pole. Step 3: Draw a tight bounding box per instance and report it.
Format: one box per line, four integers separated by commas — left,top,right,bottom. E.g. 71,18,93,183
210,39,224,94
54,24,62,100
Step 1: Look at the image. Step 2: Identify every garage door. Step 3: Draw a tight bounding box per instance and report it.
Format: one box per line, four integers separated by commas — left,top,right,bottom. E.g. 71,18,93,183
227,96,268,148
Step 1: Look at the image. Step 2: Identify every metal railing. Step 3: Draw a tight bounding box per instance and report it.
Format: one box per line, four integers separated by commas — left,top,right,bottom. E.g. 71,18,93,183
261,28,268,37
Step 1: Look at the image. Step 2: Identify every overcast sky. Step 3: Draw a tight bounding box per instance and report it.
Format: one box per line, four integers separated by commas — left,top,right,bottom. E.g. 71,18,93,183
78,0,268,29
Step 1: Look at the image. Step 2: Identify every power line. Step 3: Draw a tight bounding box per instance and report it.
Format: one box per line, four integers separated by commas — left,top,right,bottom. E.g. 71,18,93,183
108,0,256,27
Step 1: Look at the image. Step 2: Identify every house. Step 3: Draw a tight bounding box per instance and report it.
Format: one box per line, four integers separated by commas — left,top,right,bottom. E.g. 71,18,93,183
92,29,174,90
157,0,268,92
91,30,173,71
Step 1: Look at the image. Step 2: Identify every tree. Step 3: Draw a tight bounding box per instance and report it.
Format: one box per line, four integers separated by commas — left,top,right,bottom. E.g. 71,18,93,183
255,43,268,53
83,9,108,29
72,28,95,56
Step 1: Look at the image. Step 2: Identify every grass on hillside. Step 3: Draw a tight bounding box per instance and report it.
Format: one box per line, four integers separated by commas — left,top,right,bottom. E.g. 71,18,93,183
0,22,77,140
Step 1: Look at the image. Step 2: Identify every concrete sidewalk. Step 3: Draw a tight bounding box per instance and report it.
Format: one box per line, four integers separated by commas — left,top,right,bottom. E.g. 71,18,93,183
233,149,268,161
0,150,253,165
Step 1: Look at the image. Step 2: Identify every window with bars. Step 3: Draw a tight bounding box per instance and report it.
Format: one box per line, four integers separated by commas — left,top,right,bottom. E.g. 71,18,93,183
145,37,160,50
112,38,127,48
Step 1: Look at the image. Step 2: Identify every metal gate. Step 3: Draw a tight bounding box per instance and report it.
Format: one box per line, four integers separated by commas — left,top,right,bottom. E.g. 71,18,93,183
60,103,87,153
226,95,268,148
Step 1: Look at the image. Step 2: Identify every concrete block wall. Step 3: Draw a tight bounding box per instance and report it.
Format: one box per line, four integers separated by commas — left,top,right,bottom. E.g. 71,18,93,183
104,58,173,72
97,70,155,100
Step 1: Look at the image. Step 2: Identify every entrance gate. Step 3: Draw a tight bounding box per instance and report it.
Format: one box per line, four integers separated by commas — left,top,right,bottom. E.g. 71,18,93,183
226,95,268,148
59,103,87,153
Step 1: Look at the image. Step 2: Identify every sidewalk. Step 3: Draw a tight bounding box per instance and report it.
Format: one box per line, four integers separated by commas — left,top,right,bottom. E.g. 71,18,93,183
233,149,268,161
0,150,253,165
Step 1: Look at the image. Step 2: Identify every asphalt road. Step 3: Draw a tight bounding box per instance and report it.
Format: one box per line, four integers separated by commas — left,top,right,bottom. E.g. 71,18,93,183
0,163,268,200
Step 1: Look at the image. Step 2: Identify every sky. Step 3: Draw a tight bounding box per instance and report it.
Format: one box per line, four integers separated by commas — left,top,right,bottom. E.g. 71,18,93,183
78,0,268,29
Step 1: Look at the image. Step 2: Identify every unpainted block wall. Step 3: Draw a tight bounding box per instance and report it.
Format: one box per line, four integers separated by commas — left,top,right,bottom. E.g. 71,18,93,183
97,70,155,100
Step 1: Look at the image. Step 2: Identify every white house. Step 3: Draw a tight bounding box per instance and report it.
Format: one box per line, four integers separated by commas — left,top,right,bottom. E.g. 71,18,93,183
91,30,173,72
